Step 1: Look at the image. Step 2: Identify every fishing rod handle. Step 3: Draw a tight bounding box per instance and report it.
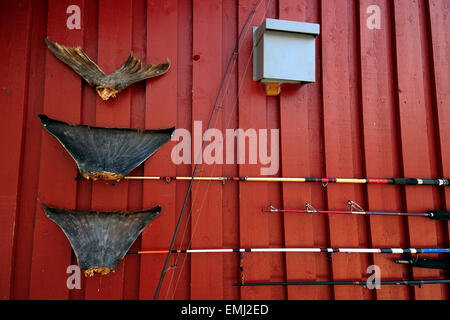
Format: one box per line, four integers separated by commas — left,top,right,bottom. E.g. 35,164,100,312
427,210,450,220
396,258,450,270
392,178,449,186
413,259,450,270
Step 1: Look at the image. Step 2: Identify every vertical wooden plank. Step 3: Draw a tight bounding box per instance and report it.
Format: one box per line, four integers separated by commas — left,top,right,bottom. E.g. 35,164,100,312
306,0,331,300
266,99,285,301
221,0,240,301
79,0,98,129
428,0,450,254
428,3,450,293
238,0,271,300
0,0,32,300
138,0,178,300
69,0,98,301
84,0,132,300
145,0,193,301
190,0,224,300
358,0,410,300
12,0,48,300
264,0,285,301
123,0,146,301
417,0,447,299
278,0,329,300
392,0,442,300
29,0,84,300
170,0,194,300
321,0,367,300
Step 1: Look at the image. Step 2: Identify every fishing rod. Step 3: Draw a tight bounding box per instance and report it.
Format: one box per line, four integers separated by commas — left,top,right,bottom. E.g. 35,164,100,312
124,175,450,187
263,201,450,220
129,247,450,255
232,279,450,287
131,247,450,273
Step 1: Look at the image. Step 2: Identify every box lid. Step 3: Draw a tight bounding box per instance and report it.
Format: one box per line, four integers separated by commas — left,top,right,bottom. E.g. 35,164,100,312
254,18,320,45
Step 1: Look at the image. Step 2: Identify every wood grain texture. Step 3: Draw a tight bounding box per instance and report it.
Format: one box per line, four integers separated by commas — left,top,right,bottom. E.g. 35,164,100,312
29,0,84,300
84,0,132,299
139,0,178,300
392,0,443,300
321,0,368,300
278,0,329,300
0,0,32,300
190,0,224,300
359,0,409,300
428,1,450,279
1,0,448,300
237,0,271,300
12,0,48,300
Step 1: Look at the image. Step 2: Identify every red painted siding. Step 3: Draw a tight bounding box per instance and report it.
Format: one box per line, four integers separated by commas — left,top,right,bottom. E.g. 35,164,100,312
0,0,448,300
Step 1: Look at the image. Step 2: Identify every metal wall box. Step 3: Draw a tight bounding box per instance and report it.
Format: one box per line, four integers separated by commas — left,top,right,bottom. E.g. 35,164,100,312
253,18,320,95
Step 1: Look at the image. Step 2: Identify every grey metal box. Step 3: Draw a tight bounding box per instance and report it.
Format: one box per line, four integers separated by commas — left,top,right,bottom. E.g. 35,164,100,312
253,18,320,84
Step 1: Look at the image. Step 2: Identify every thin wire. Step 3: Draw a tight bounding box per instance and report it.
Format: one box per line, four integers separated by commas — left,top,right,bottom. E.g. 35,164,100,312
153,0,266,300
167,0,271,299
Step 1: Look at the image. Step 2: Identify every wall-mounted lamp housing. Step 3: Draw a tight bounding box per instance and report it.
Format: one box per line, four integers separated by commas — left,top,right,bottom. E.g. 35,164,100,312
253,18,320,96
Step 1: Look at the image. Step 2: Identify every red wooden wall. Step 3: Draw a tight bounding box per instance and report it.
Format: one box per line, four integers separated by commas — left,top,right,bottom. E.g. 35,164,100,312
0,0,448,300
